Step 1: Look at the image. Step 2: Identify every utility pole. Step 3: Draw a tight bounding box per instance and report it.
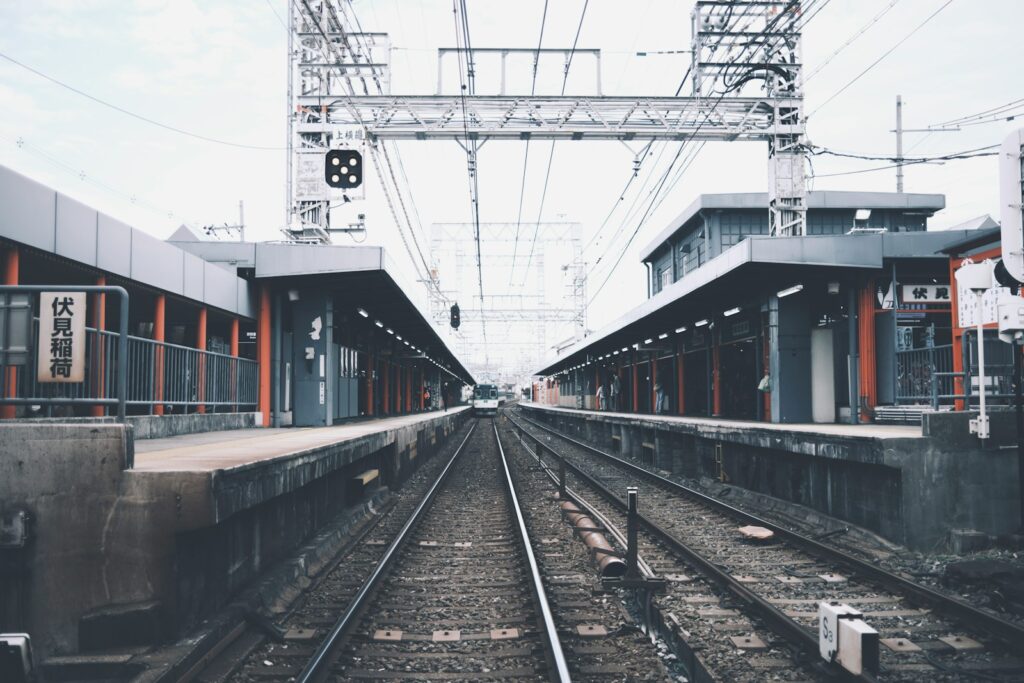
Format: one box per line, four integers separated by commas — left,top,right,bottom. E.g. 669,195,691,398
895,95,904,193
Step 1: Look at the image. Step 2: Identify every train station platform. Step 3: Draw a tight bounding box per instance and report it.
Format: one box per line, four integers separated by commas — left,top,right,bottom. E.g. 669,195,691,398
520,402,1021,553
0,407,470,660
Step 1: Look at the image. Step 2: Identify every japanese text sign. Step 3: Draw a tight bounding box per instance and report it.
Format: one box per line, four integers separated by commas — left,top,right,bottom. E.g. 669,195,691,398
37,292,86,383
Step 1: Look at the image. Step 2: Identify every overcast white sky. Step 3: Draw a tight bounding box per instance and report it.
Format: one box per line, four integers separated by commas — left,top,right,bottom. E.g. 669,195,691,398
1,0,1022,374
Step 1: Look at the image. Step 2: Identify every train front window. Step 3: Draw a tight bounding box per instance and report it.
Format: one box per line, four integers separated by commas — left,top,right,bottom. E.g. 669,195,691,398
489,389,497,399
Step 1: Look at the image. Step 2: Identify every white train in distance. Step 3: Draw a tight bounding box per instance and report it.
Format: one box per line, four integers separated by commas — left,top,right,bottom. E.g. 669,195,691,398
471,384,502,416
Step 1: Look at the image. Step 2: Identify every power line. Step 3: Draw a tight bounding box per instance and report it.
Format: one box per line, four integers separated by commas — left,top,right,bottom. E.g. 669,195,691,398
0,51,283,151
808,0,955,117
803,0,901,82
263,0,288,30
811,149,997,179
508,0,551,284
809,142,998,163
519,0,590,286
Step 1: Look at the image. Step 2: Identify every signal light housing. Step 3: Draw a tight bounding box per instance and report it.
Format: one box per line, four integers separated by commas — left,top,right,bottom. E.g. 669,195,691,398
325,149,363,189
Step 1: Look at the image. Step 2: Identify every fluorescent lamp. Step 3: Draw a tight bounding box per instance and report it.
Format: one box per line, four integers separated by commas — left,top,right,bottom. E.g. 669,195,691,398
613,350,620,355
374,320,384,328
621,347,628,352
695,319,709,327
675,326,687,334
396,334,402,340
357,308,369,318
724,307,741,317
855,209,871,221
777,284,803,298
658,333,669,340
644,338,653,345
386,328,394,335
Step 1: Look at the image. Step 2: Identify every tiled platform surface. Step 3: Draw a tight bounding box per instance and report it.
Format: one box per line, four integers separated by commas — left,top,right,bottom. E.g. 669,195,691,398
135,406,471,472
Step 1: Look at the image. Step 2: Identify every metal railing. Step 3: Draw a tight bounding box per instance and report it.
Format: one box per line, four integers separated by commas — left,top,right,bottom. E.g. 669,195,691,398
896,344,954,405
0,286,257,419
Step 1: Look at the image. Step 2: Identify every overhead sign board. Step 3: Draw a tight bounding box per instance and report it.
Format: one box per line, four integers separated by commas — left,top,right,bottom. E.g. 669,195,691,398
901,284,951,305
37,292,86,383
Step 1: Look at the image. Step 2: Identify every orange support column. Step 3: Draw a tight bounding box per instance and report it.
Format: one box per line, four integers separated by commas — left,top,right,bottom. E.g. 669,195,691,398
383,360,390,415
632,353,639,412
677,351,685,416
91,275,107,416
153,294,166,416
366,353,375,416
857,280,878,421
196,307,207,414
712,340,722,417
229,318,239,411
1,248,18,418
651,356,658,414
257,286,271,426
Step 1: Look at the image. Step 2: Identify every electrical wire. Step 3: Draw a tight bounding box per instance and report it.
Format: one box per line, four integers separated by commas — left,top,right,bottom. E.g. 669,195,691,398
508,0,550,284
933,97,1024,127
0,51,283,151
519,0,590,287
803,0,901,82
808,0,955,117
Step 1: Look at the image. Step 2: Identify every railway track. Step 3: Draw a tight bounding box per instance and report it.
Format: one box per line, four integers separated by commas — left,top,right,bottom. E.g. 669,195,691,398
507,407,1024,682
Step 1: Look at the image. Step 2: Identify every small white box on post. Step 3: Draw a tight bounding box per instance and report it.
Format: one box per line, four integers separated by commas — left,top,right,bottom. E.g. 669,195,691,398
818,601,879,676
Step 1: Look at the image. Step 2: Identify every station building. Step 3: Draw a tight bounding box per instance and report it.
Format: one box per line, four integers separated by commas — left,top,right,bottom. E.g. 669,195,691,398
536,190,1000,425
0,164,473,428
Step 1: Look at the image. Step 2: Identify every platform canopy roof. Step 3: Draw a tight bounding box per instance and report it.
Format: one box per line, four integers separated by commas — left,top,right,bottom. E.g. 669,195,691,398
171,238,475,386
536,230,976,378
639,190,947,263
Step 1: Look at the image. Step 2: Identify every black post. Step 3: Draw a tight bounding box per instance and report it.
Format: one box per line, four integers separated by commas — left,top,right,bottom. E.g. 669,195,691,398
1015,344,1024,531
558,456,566,498
626,487,639,579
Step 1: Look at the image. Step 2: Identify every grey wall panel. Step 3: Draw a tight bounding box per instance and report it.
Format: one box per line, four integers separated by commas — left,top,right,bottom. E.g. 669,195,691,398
130,229,183,295
96,214,133,277
0,166,56,252
203,262,237,312
183,253,205,301
237,279,255,319
55,194,98,266
255,244,383,277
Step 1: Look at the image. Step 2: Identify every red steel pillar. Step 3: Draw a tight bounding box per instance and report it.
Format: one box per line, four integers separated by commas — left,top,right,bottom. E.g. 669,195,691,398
230,317,239,412
196,307,208,414
677,349,685,416
632,351,639,413
366,352,375,416
712,338,722,417
153,294,166,416
257,286,271,426
651,355,658,414
91,275,107,417
1,248,18,418
857,279,878,421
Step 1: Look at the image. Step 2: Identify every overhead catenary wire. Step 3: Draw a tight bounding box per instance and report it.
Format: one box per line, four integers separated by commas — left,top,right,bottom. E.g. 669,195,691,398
508,0,551,284
518,0,591,287
808,0,955,117
803,0,901,82
0,51,283,151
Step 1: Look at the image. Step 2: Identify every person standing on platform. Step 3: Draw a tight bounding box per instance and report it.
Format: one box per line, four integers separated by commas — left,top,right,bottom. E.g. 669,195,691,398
595,382,605,411
610,373,621,412
654,382,667,414
423,385,431,410
440,382,447,412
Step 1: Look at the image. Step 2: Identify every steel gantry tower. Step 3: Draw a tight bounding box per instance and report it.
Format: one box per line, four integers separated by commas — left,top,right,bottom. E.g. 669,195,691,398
287,0,808,240
430,222,585,385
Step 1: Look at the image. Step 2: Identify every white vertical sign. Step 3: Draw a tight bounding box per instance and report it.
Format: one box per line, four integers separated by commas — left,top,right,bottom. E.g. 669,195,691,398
37,292,86,383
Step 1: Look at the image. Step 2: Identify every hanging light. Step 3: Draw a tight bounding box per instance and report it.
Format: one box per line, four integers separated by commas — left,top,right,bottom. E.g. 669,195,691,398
357,308,369,318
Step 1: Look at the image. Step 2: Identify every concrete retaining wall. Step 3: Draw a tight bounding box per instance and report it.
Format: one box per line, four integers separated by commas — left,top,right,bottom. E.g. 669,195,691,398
1,412,261,440
0,410,469,657
523,405,1021,551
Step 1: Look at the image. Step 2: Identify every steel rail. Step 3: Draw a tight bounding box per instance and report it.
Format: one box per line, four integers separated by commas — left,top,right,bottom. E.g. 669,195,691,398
491,421,572,683
294,421,478,683
514,408,1024,651
503,411,842,678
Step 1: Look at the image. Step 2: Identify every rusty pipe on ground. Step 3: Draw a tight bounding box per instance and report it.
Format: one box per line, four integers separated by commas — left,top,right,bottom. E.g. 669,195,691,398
560,501,627,578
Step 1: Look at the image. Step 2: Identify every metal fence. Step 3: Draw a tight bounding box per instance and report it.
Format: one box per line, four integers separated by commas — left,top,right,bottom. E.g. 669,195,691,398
895,344,954,406
896,337,1016,409
4,322,258,415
